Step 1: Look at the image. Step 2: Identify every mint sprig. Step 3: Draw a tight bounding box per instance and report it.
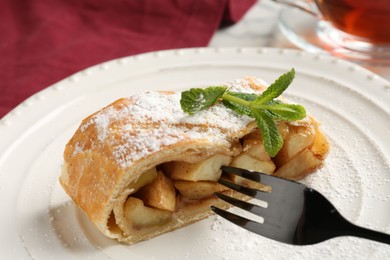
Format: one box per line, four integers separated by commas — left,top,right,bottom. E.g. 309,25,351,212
180,69,306,157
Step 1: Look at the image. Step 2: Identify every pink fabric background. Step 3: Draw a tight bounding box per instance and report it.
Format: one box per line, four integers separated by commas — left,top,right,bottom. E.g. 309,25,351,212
0,0,256,118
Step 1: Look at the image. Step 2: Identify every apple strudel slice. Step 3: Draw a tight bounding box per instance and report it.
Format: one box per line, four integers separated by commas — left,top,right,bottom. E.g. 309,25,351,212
60,76,329,244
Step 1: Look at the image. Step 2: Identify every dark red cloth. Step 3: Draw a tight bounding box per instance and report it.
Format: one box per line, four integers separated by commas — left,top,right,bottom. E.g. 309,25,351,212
0,0,256,119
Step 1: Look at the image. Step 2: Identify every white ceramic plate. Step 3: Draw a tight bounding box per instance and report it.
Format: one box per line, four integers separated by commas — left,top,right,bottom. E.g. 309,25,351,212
1,48,389,259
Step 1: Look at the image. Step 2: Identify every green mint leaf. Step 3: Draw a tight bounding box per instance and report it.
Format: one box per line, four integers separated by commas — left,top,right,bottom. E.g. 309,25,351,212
252,68,295,105
222,92,257,117
180,86,227,114
264,101,306,121
252,109,283,157
225,92,258,102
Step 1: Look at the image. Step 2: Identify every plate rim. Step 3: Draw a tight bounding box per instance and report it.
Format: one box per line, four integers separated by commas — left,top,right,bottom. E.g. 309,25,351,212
1,47,390,125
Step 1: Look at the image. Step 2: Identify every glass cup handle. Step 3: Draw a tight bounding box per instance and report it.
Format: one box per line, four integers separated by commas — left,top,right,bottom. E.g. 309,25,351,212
270,0,320,17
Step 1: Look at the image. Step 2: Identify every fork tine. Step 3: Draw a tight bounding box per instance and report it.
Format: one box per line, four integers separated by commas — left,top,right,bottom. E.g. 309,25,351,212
218,178,271,200
211,205,263,230
221,165,266,182
214,192,267,216
222,166,302,189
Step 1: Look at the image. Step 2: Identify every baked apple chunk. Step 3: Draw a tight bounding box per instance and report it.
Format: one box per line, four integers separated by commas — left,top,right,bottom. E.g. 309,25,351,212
173,180,227,200
274,117,329,180
165,154,232,181
124,197,172,230
136,171,176,212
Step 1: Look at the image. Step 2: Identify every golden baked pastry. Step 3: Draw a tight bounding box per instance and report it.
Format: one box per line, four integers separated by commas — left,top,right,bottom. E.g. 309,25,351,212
60,76,329,244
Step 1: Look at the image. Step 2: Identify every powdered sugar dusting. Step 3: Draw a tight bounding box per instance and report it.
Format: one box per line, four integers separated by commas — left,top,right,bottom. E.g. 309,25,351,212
94,107,116,141
227,78,259,92
72,142,84,156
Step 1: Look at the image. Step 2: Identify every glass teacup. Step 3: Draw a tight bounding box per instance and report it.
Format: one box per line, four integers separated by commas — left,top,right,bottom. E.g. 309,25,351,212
273,0,390,65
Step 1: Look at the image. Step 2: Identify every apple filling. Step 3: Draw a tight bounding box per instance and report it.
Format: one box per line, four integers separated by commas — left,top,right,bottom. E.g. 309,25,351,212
115,119,328,236
118,154,233,235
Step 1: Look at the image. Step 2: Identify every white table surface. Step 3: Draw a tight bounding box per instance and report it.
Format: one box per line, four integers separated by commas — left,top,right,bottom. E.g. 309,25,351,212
210,0,390,81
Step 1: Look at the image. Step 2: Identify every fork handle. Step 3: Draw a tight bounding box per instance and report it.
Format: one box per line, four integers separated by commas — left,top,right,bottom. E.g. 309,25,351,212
348,223,390,245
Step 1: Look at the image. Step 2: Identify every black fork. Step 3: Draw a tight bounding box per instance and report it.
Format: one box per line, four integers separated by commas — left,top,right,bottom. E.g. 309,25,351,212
211,166,390,245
